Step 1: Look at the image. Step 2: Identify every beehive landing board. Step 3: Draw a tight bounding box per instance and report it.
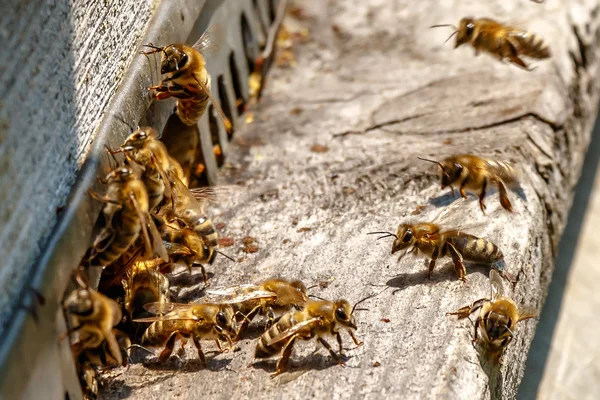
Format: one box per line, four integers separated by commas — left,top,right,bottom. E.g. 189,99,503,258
102,1,600,399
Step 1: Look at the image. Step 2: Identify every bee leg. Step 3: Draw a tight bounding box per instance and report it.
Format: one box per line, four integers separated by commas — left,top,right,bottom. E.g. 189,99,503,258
496,181,513,212
335,332,345,357
88,190,122,206
159,332,178,362
348,329,364,347
318,337,345,365
447,299,487,319
272,336,298,378
446,243,467,282
214,339,224,353
478,178,487,213
178,340,187,356
266,307,275,329
427,258,437,280
472,317,481,343
192,336,207,366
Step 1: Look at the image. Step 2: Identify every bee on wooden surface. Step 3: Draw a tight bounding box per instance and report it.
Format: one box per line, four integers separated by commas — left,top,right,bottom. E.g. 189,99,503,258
447,270,537,362
418,154,519,212
254,295,374,377
369,221,505,282
134,302,236,364
62,272,128,366
88,165,168,268
141,26,232,130
122,259,170,320
207,278,309,339
432,17,550,70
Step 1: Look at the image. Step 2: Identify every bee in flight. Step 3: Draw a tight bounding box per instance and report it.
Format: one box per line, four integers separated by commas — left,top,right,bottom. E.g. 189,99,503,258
206,278,309,339
418,154,519,213
254,294,378,377
134,302,236,364
369,218,508,282
447,270,537,363
62,271,129,367
432,17,550,70
141,26,232,130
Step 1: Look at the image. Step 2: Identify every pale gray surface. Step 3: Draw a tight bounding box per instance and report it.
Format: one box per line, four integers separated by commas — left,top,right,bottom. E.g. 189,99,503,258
91,0,600,399
0,0,155,334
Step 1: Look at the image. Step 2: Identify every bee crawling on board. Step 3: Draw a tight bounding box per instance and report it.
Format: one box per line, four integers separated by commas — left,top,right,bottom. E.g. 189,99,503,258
418,154,520,213
206,278,309,339
141,25,232,131
431,17,550,70
254,292,380,377
368,205,512,282
447,270,537,363
134,302,236,364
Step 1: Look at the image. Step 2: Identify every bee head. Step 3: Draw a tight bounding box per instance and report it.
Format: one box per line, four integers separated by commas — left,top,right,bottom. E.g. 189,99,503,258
334,300,357,330
105,167,133,184
123,127,156,148
391,224,415,254
161,44,189,74
456,17,476,48
417,156,462,189
64,288,94,317
215,305,237,338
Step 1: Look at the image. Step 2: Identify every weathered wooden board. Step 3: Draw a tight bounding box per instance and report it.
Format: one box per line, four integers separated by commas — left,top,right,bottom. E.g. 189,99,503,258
100,1,600,399
0,0,156,333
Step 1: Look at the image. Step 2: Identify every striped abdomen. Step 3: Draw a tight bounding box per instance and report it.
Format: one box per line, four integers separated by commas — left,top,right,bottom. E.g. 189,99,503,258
447,234,503,264
510,31,551,59
184,210,218,247
255,312,297,359
143,170,165,211
176,72,211,126
142,320,193,346
485,160,518,184
90,212,141,267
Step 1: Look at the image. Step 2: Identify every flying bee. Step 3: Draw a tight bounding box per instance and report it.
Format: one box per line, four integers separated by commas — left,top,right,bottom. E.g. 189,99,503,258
62,271,127,366
418,154,519,212
431,17,550,70
369,221,505,282
254,294,378,377
134,302,236,364
447,269,537,363
88,165,168,268
207,278,309,339
111,126,185,208
122,259,170,320
141,26,232,130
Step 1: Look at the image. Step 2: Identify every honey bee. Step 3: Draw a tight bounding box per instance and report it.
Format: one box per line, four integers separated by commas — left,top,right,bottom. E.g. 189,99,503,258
88,165,168,268
134,302,236,364
447,269,537,362
418,154,519,212
113,126,185,207
207,278,309,339
62,272,127,366
122,259,170,320
142,26,232,130
369,221,505,282
432,17,551,70
254,297,371,377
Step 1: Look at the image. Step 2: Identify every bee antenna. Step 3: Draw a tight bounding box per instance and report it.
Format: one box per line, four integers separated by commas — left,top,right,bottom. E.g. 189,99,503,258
367,231,398,240
127,344,155,355
443,30,458,44
417,156,446,171
430,24,457,30
351,287,390,314
305,284,320,292
215,250,236,262
112,113,135,133
308,294,328,301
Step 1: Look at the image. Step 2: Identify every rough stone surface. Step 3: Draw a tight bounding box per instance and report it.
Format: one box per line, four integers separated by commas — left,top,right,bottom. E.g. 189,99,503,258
95,0,598,399
0,0,156,334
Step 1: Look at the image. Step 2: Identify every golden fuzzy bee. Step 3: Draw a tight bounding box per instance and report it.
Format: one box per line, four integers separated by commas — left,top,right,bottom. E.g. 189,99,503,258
142,26,232,130
419,154,519,212
447,270,537,362
134,302,236,364
255,298,369,377
122,259,170,320
207,278,309,339
88,165,168,268
370,221,505,282
432,17,551,70
62,272,127,366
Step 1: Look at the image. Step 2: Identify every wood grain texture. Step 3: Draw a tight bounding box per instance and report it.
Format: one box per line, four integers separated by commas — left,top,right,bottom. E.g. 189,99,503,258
0,0,156,333
94,0,599,399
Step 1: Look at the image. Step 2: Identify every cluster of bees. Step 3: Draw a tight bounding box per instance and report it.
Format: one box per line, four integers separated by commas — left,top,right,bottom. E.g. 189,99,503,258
60,4,551,398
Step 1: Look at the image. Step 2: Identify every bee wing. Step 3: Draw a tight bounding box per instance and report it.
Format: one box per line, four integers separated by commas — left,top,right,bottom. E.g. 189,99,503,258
150,153,173,209
517,305,538,321
142,301,194,315
194,74,232,133
163,241,193,257
173,175,207,214
266,317,322,347
489,269,505,300
206,284,261,296
189,185,240,205
148,215,169,262
192,24,223,55
133,314,197,323
209,290,277,304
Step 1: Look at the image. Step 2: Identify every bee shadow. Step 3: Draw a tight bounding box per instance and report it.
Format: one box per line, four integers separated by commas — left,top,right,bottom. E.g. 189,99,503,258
428,191,459,208
385,262,492,293
141,356,233,373
251,352,352,377
475,347,504,400
237,324,269,341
